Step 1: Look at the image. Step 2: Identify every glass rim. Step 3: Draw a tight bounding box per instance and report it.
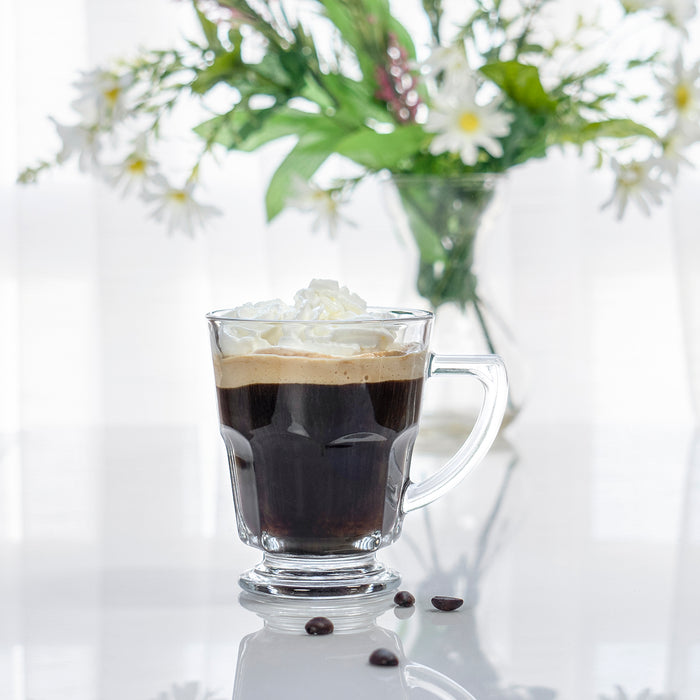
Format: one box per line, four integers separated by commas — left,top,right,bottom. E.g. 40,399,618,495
387,172,503,185
206,306,434,324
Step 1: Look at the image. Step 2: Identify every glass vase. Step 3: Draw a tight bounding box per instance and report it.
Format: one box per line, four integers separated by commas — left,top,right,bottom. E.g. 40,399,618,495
384,174,525,447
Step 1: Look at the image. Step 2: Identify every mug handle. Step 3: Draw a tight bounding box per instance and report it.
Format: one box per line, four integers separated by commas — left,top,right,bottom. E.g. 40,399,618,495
402,354,509,513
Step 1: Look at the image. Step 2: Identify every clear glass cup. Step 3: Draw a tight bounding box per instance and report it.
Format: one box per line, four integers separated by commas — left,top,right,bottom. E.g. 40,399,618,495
206,308,508,597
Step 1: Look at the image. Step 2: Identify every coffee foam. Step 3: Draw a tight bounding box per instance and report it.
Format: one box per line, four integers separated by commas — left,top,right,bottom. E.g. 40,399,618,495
213,347,427,388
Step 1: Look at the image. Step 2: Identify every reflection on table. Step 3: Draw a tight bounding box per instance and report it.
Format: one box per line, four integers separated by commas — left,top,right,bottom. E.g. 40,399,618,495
0,422,697,699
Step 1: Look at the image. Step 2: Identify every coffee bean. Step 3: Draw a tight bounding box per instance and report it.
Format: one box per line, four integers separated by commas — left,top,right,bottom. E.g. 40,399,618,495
393,590,415,608
305,616,334,635
431,596,464,611
369,648,399,667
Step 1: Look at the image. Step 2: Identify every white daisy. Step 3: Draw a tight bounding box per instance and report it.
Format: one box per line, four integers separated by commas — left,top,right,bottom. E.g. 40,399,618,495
70,68,133,128
603,159,668,219
659,0,696,27
50,117,102,172
420,43,480,96
425,82,513,165
423,43,469,76
106,134,157,195
621,0,696,24
143,175,221,236
658,123,700,178
659,56,700,123
286,179,350,238
620,0,655,11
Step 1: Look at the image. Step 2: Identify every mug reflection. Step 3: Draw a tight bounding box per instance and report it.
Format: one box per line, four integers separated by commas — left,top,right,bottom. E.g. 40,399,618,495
401,447,557,700
233,592,476,699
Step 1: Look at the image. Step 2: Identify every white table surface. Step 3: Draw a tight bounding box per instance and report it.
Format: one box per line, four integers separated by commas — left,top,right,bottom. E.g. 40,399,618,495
1,417,698,700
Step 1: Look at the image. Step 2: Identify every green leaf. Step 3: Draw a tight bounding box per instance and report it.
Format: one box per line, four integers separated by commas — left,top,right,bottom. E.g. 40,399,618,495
265,130,343,220
517,42,548,55
384,10,417,58
485,103,550,168
555,118,658,146
395,192,447,266
191,45,308,97
299,74,336,111
315,2,375,81
255,50,306,92
410,221,447,266
580,119,658,141
587,92,617,110
480,60,557,113
316,73,388,124
335,124,426,170
316,0,415,77
194,3,222,52
190,51,241,94
194,107,335,151
278,49,307,84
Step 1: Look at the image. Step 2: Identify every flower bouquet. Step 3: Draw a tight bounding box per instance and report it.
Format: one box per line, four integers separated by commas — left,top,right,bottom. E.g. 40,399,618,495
20,0,699,314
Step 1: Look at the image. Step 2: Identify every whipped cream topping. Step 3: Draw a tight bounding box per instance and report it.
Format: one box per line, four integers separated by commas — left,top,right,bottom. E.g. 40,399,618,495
215,280,400,357
227,279,377,321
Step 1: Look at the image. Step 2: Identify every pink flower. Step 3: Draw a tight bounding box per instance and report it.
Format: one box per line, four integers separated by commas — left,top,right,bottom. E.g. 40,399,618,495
374,33,421,124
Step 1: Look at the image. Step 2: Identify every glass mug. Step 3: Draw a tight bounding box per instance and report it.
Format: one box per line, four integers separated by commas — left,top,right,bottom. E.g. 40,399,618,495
206,308,508,597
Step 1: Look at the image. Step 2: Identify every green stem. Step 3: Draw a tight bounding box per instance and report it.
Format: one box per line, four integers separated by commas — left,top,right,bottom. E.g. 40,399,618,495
472,296,496,354
513,0,547,58
432,230,476,307
473,295,516,415
421,0,443,45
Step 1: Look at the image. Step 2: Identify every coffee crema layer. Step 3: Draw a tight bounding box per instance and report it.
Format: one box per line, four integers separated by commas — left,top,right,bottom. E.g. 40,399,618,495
213,347,427,389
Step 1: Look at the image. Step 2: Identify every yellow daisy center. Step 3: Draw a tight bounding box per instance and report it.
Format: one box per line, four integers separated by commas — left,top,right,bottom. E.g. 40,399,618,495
675,84,691,111
620,163,646,186
458,111,480,133
169,191,188,204
127,158,146,175
103,87,121,105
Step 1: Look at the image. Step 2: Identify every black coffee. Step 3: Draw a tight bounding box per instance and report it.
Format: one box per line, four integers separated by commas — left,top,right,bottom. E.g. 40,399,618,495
216,377,423,555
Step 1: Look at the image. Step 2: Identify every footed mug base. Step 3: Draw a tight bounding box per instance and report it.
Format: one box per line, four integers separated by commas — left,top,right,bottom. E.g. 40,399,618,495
239,553,400,598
